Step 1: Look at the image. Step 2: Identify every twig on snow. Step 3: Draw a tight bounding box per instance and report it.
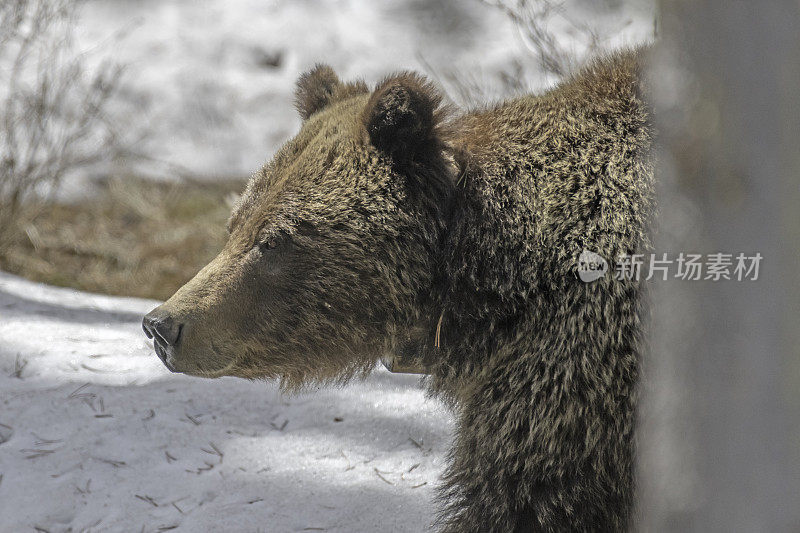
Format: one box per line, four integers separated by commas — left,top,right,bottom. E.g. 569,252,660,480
21,448,56,459
92,456,126,467
11,355,27,378
373,467,394,485
134,494,159,507
32,432,62,446
200,442,223,463
270,419,288,431
184,413,201,426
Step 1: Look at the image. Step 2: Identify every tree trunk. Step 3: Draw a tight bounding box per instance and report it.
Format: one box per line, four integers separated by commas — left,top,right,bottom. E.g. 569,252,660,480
638,1,800,531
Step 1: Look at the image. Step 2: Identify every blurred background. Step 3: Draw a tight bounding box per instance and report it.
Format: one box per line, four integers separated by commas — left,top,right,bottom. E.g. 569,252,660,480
0,0,655,300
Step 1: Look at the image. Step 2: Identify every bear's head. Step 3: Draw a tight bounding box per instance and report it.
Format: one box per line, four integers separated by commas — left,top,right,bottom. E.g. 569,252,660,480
142,65,454,389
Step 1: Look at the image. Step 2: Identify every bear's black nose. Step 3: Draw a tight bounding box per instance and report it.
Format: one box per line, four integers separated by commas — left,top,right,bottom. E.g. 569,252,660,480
142,312,183,347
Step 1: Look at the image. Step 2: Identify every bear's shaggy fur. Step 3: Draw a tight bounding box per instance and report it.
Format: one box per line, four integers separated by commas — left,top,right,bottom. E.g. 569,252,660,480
145,48,653,532
425,49,653,532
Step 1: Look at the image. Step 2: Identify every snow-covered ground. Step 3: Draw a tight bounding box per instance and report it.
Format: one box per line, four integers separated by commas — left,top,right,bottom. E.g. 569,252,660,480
0,272,454,532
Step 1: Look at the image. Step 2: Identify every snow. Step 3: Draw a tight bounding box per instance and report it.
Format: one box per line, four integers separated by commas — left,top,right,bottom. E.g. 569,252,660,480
0,272,454,532
61,0,656,195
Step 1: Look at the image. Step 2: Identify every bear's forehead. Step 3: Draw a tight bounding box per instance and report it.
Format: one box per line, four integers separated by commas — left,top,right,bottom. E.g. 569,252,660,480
226,95,388,238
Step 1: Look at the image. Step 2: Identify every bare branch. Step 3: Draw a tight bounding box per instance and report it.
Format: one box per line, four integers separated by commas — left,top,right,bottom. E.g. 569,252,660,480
0,0,123,250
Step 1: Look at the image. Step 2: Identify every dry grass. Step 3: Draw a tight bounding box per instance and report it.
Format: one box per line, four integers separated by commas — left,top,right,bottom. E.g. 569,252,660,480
0,176,245,300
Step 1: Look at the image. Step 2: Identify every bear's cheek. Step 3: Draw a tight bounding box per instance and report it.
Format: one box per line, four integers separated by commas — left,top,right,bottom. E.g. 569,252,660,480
178,256,316,376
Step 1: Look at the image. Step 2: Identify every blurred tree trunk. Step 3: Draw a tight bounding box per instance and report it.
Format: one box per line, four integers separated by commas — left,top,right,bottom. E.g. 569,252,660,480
638,1,800,531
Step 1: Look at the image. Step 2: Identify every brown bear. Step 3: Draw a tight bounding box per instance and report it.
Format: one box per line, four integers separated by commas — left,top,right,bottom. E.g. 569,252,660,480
143,47,653,532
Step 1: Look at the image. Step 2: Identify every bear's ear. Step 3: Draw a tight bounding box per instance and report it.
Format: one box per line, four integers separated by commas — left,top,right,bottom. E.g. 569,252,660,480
363,73,443,159
295,64,341,120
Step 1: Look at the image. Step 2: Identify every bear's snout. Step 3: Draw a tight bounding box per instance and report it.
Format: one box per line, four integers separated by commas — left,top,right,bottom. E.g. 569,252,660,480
142,309,183,372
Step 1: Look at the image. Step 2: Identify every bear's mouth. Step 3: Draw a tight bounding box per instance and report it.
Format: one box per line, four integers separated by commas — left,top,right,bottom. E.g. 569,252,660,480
178,340,243,378
179,358,239,378
153,340,177,372
150,336,241,378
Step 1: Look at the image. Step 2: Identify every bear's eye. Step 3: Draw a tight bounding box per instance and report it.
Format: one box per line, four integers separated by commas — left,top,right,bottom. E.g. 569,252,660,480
257,232,287,252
